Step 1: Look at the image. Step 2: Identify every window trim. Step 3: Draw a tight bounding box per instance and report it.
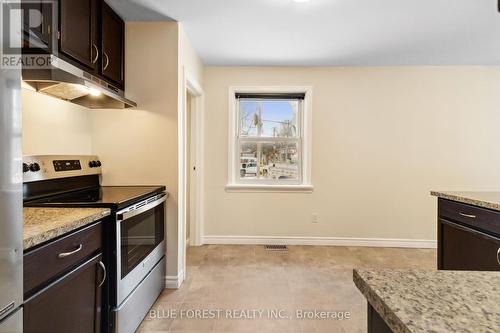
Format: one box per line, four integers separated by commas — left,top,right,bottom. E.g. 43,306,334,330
226,86,313,192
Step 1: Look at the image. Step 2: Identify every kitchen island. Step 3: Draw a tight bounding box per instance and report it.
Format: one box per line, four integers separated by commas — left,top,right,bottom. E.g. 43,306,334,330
431,191,500,211
431,191,500,271
353,269,500,333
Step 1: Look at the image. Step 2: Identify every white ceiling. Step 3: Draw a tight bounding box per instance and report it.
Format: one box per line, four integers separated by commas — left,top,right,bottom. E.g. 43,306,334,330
107,0,500,66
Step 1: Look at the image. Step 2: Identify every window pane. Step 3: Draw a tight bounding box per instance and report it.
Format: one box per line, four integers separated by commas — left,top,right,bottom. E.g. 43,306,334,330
239,142,258,179
239,141,299,180
239,99,299,138
259,142,299,180
261,100,298,138
239,100,258,137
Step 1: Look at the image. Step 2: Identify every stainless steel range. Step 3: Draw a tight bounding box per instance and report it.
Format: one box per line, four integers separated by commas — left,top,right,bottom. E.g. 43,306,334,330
23,155,167,333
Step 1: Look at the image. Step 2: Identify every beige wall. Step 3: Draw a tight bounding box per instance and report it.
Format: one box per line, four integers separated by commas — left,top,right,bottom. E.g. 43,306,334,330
179,25,204,87
90,21,181,278
203,66,500,242
21,21,204,281
90,22,204,280
22,89,92,155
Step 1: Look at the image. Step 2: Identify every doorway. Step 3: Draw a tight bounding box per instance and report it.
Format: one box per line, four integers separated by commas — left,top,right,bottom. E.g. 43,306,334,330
186,91,196,246
178,70,204,286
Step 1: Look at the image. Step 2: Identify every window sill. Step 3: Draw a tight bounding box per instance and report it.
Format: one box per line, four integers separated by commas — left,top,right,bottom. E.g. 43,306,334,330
225,184,314,193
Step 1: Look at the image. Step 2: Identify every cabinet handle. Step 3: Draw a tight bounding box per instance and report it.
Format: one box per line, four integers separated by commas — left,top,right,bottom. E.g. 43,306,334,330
103,51,110,70
58,244,83,258
91,44,99,64
459,212,476,219
98,261,106,288
497,247,500,266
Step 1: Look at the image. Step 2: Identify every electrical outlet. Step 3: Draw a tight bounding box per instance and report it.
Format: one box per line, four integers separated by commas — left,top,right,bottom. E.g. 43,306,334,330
312,213,319,223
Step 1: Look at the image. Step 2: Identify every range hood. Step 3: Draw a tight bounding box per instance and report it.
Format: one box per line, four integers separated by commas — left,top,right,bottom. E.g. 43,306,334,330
22,55,137,109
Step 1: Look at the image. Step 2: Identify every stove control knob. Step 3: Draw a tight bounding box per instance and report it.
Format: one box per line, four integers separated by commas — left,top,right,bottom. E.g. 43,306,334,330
96,160,102,167
23,163,30,173
30,163,40,172
89,161,97,168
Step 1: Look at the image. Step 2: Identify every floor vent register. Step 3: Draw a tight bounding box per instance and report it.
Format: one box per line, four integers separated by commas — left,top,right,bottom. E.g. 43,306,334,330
264,244,288,251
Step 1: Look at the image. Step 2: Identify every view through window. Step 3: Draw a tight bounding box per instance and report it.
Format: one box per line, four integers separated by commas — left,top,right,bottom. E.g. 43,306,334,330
237,94,303,183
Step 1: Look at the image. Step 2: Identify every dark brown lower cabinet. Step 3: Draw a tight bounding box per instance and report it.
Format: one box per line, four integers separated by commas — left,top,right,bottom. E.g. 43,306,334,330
438,219,500,271
437,198,500,271
24,253,105,333
367,304,393,333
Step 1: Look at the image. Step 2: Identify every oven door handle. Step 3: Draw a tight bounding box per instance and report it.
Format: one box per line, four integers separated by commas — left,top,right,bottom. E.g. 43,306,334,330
117,194,167,221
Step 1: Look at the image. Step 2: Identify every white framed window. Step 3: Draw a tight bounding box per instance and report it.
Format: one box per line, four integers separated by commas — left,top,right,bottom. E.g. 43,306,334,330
226,86,313,192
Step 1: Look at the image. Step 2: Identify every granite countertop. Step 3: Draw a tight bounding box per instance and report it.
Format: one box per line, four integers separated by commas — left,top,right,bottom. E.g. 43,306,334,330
431,191,500,211
353,269,500,333
24,207,111,250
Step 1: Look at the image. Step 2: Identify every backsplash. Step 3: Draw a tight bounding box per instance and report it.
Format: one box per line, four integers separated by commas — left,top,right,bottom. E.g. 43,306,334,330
22,89,92,156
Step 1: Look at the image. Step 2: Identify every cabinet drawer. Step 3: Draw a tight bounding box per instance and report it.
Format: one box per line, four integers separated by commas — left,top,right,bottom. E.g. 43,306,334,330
438,199,500,236
24,221,102,297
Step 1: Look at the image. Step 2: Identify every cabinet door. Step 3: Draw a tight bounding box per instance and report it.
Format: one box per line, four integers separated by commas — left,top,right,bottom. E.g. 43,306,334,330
24,254,105,333
101,1,124,88
439,219,500,271
59,0,99,70
21,0,53,53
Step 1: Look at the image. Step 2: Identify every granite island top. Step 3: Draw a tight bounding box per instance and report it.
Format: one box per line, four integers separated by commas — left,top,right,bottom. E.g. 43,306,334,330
431,191,500,211
24,207,111,250
353,269,500,333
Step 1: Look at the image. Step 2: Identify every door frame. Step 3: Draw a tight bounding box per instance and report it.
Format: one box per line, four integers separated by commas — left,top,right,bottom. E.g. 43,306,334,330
178,67,204,282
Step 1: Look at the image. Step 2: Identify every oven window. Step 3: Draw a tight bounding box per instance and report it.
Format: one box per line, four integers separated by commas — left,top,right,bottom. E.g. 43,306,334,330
120,202,165,279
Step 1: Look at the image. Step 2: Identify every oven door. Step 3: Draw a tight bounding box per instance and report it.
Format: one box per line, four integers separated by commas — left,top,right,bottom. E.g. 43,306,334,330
116,193,167,305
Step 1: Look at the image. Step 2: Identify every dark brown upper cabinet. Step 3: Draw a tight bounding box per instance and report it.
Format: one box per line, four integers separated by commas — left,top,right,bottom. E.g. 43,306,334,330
21,0,53,53
22,0,126,90
59,0,99,71
101,1,125,88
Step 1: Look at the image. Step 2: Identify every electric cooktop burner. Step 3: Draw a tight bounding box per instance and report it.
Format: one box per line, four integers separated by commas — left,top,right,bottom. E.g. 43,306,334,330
24,185,165,210
22,155,166,210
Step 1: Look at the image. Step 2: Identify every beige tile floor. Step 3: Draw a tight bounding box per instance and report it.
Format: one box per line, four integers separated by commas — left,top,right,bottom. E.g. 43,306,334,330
137,245,436,333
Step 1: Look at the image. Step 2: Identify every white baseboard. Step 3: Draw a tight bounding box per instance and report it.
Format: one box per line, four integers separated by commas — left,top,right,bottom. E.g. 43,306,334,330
165,269,184,289
202,235,437,249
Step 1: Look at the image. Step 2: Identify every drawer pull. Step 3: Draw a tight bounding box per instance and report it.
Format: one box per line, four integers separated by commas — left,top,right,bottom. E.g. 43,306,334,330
58,244,83,258
459,212,476,219
98,261,106,288
497,247,500,266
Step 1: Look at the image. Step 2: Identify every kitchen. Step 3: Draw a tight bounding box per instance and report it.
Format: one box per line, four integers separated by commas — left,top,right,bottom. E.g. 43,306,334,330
1,1,499,333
